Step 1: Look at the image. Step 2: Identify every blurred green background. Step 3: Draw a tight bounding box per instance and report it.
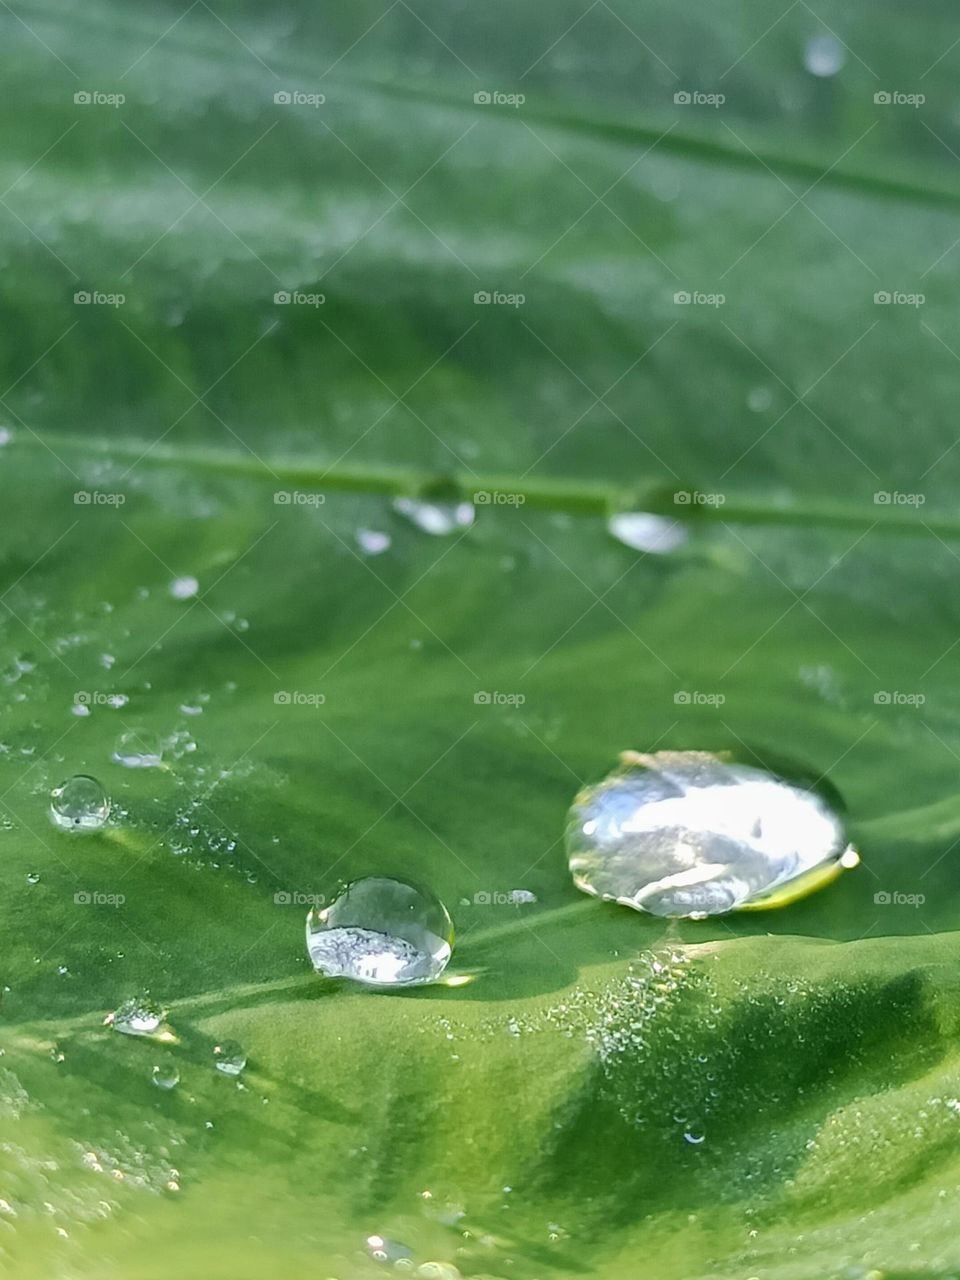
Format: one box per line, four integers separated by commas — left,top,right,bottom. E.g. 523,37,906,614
2,1,960,1276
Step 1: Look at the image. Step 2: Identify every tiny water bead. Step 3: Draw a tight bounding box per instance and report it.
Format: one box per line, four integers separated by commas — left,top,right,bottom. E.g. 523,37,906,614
151,1057,180,1090
49,775,110,833
106,994,166,1037
168,575,199,601
607,512,686,555
306,877,454,988
566,750,858,918
212,1040,246,1076
803,32,846,77
112,729,164,769
392,496,474,537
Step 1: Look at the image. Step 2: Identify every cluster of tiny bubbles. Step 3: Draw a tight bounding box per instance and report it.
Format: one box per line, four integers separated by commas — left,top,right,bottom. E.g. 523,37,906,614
306,877,454,989
49,776,110,833
392,496,474,537
212,1039,247,1076
606,512,687,555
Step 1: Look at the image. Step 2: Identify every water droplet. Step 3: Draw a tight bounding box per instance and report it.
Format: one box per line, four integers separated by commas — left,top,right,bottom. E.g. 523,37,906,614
71,703,91,718
566,750,854,917
803,33,846,77
0,427,12,446
112,730,164,769
169,575,199,601
366,1235,413,1264
49,775,110,833
212,1039,247,1076
393,496,474,537
747,386,773,412
356,528,392,555
151,1057,180,1090
608,512,686,554
306,877,454,988
106,994,166,1037
26,872,40,885
683,1130,705,1145
509,889,537,904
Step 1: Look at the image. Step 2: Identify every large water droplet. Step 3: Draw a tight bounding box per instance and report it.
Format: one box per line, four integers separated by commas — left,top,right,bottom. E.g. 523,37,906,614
49,775,110,833
306,877,453,987
106,993,166,1037
393,497,474,537
112,729,164,769
607,512,686,554
566,750,855,917
213,1039,247,1076
803,33,846,77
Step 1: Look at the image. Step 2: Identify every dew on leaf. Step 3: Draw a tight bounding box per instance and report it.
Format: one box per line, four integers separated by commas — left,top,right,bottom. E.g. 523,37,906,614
356,528,391,555
607,512,686,554
112,730,164,769
803,32,846,76
566,750,856,917
212,1039,247,1076
169,575,199,600
306,877,453,988
393,496,474,537
105,994,166,1037
49,775,110,833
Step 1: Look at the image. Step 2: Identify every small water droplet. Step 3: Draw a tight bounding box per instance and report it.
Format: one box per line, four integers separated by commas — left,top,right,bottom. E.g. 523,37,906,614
683,1130,706,1145
49,775,110,833
112,730,164,769
106,993,166,1037
356,528,392,555
393,496,474,537
169,576,199,601
803,33,846,77
212,1040,247,1076
71,703,91,718
747,386,774,412
607,513,686,555
366,1235,413,1264
26,872,40,885
151,1057,180,1090
306,877,453,988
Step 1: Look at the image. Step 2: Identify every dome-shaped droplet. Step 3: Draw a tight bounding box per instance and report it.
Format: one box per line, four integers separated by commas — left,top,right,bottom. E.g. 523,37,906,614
306,877,453,988
112,730,164,769
607,512,686,554
566,750,856,918
151,1056,180,1090
49,775,110,833
106,993,165,1037
392,496,474,537
212,1039,246,1076
803,33,846,77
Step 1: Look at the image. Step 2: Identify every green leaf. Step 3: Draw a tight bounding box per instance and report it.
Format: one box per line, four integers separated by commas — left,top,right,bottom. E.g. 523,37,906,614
2,2,960,1276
